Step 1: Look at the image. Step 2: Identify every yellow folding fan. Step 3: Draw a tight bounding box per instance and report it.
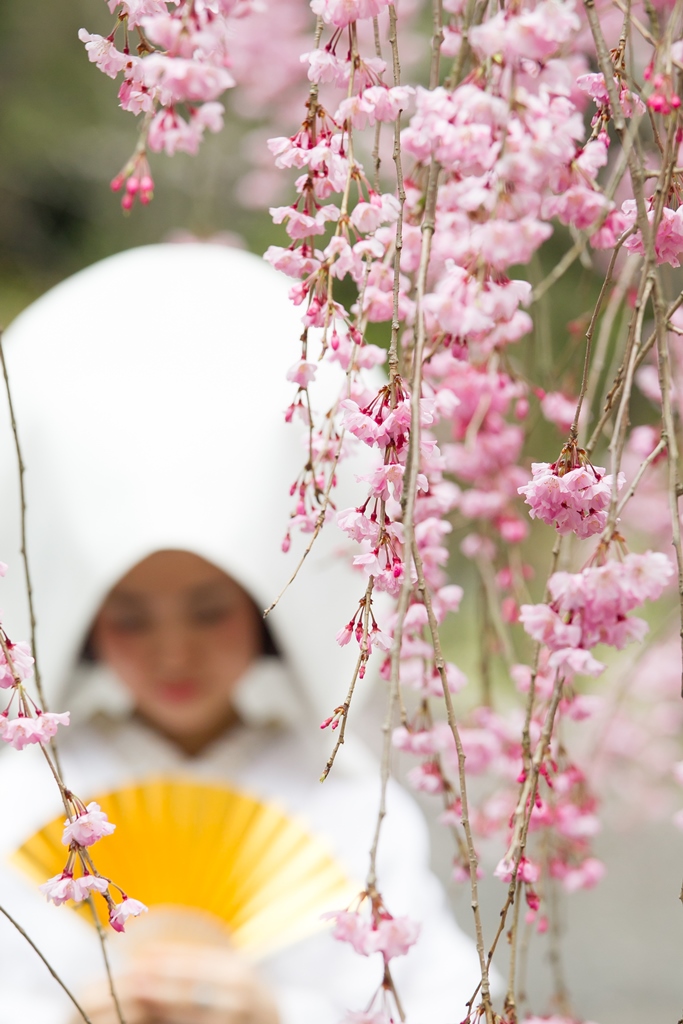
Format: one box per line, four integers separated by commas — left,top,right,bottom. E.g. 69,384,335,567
13,778,357,957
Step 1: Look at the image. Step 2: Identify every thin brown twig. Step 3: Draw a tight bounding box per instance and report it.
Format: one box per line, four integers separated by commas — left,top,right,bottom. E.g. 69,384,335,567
413,540,494,1023
584,258,639,434
320,577,375,781
0,627,124,1023
611,0,657,44
603,275,653,535
583,0,652,242
445,0,480,90
0,904,94,1024
653,278,683,696
616,437,667,515
367,11,440,1022
86,897,127,1024
0,332,49,717
263,431,346,617
482,673,566,997
372,16,383,192
529,125,638,307
586,288,683,455
504,879,523,1022
546,874,571,1017
476,554,516,667
521,534,564,768
387,2,406,389
570,239,628,438
367,3,412,921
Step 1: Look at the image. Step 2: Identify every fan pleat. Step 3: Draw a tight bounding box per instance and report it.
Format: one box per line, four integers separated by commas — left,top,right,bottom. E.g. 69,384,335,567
12,779,356,956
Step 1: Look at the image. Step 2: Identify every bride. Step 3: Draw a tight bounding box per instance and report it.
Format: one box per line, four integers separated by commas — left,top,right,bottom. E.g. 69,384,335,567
0,243,481,1024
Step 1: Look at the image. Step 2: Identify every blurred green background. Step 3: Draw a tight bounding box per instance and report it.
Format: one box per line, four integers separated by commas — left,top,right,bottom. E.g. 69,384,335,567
0,0,283,327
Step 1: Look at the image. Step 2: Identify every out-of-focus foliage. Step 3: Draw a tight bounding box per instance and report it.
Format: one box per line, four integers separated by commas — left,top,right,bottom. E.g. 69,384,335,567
0,0,279,325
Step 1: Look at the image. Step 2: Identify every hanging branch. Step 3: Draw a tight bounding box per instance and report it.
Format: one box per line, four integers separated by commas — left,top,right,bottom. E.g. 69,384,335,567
0,904,94,1024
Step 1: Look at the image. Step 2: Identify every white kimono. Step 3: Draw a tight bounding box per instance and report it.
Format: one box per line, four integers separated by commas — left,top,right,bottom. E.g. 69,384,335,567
0,704,482,1023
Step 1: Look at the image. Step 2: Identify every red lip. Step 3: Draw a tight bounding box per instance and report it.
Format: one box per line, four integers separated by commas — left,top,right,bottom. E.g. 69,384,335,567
157,680,202,703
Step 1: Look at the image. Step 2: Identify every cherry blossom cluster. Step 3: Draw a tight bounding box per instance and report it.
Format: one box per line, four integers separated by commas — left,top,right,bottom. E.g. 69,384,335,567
264,6,425,705
428,358,529,558
79,0,261,208
521,458,591,535
518,445,623,539
324,903,419,961
325,891,419,1023
394,683,605,906
40,794,147,931
520,550,673,679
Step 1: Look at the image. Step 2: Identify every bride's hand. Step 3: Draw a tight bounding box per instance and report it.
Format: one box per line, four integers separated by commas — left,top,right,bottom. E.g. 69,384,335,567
132,942,280,1024
71,943,280,1024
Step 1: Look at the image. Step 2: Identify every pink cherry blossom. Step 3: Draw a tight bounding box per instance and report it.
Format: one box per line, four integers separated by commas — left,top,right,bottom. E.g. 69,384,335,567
270,204,340,240
576,72,610,105
367,915,420,959
494,856,540,884
264,245,320,280
78,31,130,78
323,909,374,954
547,646,605,678
35,712,71,740
622,201,683,267
324,907,419,960
518,603,581,649
148,103,225,157
556,857,605,893
350,194,400,234
286,361,318,388
310,0,391,28
358,86,414,124
109,896,148,932
40,872,109,907
518,461,622,539
469,0,579,63
302,49,349,87
268,133,315,170
117,65,155,116
107,0,169,28
393,723,453,755
62,802,116,848
1,712,70,750
540,392,577,434
521,552,673,665
0,639,34,688
141,55,235,104
406,761,445,794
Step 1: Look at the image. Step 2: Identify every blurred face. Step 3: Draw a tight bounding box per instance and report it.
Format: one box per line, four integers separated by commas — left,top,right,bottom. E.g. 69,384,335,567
90,550,263,756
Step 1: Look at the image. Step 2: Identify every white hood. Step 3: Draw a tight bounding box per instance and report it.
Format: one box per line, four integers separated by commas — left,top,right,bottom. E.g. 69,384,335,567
0,243,374,726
